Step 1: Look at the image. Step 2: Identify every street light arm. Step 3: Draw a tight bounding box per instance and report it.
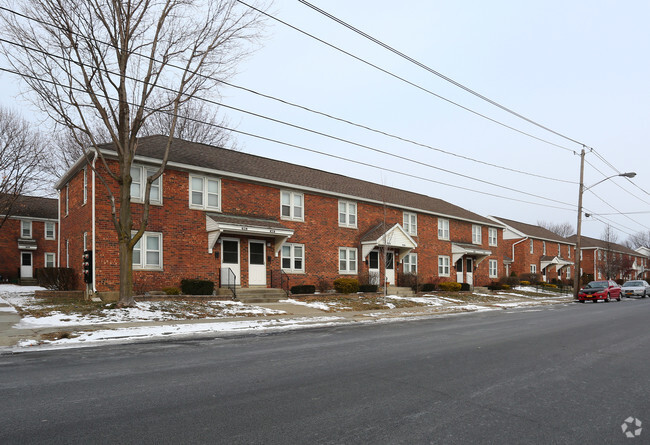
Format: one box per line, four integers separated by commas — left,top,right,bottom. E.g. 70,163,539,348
584,172,637,192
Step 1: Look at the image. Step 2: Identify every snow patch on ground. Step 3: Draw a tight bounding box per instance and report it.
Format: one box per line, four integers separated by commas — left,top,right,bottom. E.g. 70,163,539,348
386,295,444,306
281,299,332,311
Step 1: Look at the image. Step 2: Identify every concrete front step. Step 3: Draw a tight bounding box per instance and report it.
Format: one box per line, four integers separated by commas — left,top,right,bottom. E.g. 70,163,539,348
386,286,415,297
20,278,38,286
217,287,288,303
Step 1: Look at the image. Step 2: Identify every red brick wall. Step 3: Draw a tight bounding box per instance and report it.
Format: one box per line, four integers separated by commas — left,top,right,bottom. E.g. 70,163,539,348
503,237,575,282
0,217,58,280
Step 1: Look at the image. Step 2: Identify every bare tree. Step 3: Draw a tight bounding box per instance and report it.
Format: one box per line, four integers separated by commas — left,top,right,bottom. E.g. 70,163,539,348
537,220,574,238
625,231,650,250
1,0,267,306
0,106,44,229
598,225,621,280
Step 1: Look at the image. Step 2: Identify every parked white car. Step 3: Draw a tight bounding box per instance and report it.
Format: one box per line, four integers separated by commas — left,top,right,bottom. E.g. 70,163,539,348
621,280,650,298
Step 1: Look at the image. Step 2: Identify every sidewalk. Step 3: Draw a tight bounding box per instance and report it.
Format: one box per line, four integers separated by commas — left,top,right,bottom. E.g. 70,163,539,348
0,291,575,352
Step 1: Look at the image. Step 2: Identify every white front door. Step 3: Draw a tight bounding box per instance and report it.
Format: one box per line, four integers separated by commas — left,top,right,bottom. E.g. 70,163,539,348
249,240,266,286
368,251,380,285
221,239,240,286
21,252,33,279
385,252,395,285
456,258,464,283
465,257,473,287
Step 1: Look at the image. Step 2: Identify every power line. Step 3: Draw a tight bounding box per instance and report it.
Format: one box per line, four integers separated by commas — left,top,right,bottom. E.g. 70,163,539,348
298,0,586,148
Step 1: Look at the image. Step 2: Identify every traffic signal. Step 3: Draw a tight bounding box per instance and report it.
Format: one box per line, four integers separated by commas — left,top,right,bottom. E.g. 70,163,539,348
82,250,93,283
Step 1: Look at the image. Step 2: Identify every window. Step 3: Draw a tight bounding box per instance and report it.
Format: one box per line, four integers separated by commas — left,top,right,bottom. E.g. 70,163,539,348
338,201,357,228
558,243,561,256
566,268,571,279
438,256,450,277
472,225,482,244
83,166,87,205
130,165,162,204
66,239,69,267
438,218,449,240
339,247,357,274
281,243,304,273
530,239,534,254
543,241,546,255
189,175,219,210
488,227,497,246
281,191,304,221
65,184,69,216
132,232,163,270
568,247,571,258
45,222,55,240
598,250,602,260
45,253,56,268
489,259,498,278
580,250,583,260
403,212,417,235
83,232,88,251
403,253,417,274
21,220,32,238
530,264,537,273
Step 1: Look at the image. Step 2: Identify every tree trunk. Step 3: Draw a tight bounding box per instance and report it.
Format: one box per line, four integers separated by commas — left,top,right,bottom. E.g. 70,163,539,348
118,169,135,307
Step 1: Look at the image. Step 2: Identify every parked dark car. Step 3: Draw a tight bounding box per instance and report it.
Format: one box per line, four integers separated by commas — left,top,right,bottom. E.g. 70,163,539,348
577,280,622,303
621,280,650,298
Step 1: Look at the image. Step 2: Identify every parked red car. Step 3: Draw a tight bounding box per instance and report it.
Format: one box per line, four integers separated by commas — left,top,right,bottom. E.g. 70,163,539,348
578,280,622,303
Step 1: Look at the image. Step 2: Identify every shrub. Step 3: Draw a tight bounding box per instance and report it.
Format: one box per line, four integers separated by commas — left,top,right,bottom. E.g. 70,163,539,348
291,284,316,295
163,287,181,295
500,275,520,286
438,281,462,292
488,281,512,291
420,283,436,292
316,276,331,293
542,283,558,289
36,267,76,291
334,278,360,294
520,280,530,286
359,284,378,293
181,279,214,295
519,273,541,285
460,282,470,291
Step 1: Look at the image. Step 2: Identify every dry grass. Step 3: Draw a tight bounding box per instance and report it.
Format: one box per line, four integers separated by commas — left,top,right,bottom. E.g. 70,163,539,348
295,294,426,311
16,297,109,318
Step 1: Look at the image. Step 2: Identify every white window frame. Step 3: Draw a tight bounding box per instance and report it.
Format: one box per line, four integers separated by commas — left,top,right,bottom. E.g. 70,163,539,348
65,184,69,216
472,225,482,244
281,243,305,273
488,227,497,246
403,212,417,235
83,232,88,251
44,252,56,268
558,243,561,256
131,165,162,205
339,247,358,274
132,232,163,270
530,264,537,274
438,218,449,240
21,220,32,239
83,166,88,205
189,175,219,211
403,253,418,274
438,255,450,277
566,268,571,279
489,259,498,278
281,190,304,221
530,239,534,254
338,200,357,228
543,241,546,255
45,222,55,240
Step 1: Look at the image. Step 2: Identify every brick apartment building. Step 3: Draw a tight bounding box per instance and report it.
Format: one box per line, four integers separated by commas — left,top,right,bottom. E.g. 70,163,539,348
567,234,648,282
56,136,508,297
488,216,575,283
0,195,58,283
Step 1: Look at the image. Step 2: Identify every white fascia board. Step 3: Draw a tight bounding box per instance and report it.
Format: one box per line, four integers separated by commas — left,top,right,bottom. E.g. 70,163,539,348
3,215,58,223
120,150,503,229
487,216,574,245
55,153,93,190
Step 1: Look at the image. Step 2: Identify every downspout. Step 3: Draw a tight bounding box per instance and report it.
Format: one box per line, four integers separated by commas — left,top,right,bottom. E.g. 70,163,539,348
91,153,97,293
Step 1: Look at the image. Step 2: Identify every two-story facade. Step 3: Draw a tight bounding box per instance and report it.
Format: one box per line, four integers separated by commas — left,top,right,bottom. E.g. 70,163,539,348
488,216,575,283
56,136,508,297
0,194,58,283
567,234,648,282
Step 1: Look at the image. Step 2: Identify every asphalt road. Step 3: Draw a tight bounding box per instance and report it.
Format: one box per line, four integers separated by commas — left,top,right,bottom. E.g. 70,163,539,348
2,298,649,444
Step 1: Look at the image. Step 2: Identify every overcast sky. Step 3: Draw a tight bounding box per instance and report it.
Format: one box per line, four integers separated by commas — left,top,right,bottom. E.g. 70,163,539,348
2,0,649,241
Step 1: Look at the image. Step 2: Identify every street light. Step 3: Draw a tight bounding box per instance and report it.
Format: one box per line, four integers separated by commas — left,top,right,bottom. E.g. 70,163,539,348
573,150,636,299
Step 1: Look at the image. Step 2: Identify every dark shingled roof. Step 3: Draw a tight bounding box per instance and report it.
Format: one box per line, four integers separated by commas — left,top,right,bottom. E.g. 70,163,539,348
566,234,640,256
2,194,57,219
111,135,499,226
491,216,574,244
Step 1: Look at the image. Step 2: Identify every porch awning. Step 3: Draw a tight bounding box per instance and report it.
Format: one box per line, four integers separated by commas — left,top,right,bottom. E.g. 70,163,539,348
206,213,294,255
17,239,37,251
540,256,573,271
360,223,417,261
451,243,492,265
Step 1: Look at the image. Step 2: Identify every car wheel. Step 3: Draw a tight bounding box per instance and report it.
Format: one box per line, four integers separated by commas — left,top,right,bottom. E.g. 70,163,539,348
644,292,647,298
605,293,611,302
580,300,585,303
617,294,621,302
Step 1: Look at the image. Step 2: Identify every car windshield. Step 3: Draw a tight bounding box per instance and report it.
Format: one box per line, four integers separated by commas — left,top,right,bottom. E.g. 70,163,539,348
586,281,608,289
623,281,643,287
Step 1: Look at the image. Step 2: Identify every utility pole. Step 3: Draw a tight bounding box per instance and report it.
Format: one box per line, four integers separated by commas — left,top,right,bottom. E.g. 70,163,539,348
573,147,585,299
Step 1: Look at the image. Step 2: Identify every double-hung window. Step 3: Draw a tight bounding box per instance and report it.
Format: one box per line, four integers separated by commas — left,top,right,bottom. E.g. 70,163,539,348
438,256,450,277
438,218,449,240
543,241,547,255
132,232,163,270
488,227,498,246
45,222,55,240
338,201,357,228
339,247,357,274
189,175,219,210
131,165,162,204
281,243,304,273
530,264,537,273
403,212,417,235
281,191,304,221
45,253,56,268
403,253,417,274
83,166,88,205
489,259,498,278
21,220,32,239
530,239,534,254
472,225,482,244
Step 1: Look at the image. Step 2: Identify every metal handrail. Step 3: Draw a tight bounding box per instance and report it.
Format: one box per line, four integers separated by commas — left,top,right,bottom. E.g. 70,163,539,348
221,267,237,299
280,269,290,297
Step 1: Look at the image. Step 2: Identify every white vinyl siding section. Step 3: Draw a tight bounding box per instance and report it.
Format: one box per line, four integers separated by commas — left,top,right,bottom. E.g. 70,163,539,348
438,218,449,240
338,201,357,228
189,175,219,210
281,191,304,221
281,243,304,273
132,232,163,270
438,256,450,277
403,212,417,235
339,248,357,274
131,165,162,204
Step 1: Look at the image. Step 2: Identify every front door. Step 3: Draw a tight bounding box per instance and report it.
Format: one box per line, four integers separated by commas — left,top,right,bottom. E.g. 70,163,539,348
465,257,474,287
368,251,380,285
456,258,463,283
221,239,240,286
21,252,33,279
249,240,266,286
385,252,395,285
